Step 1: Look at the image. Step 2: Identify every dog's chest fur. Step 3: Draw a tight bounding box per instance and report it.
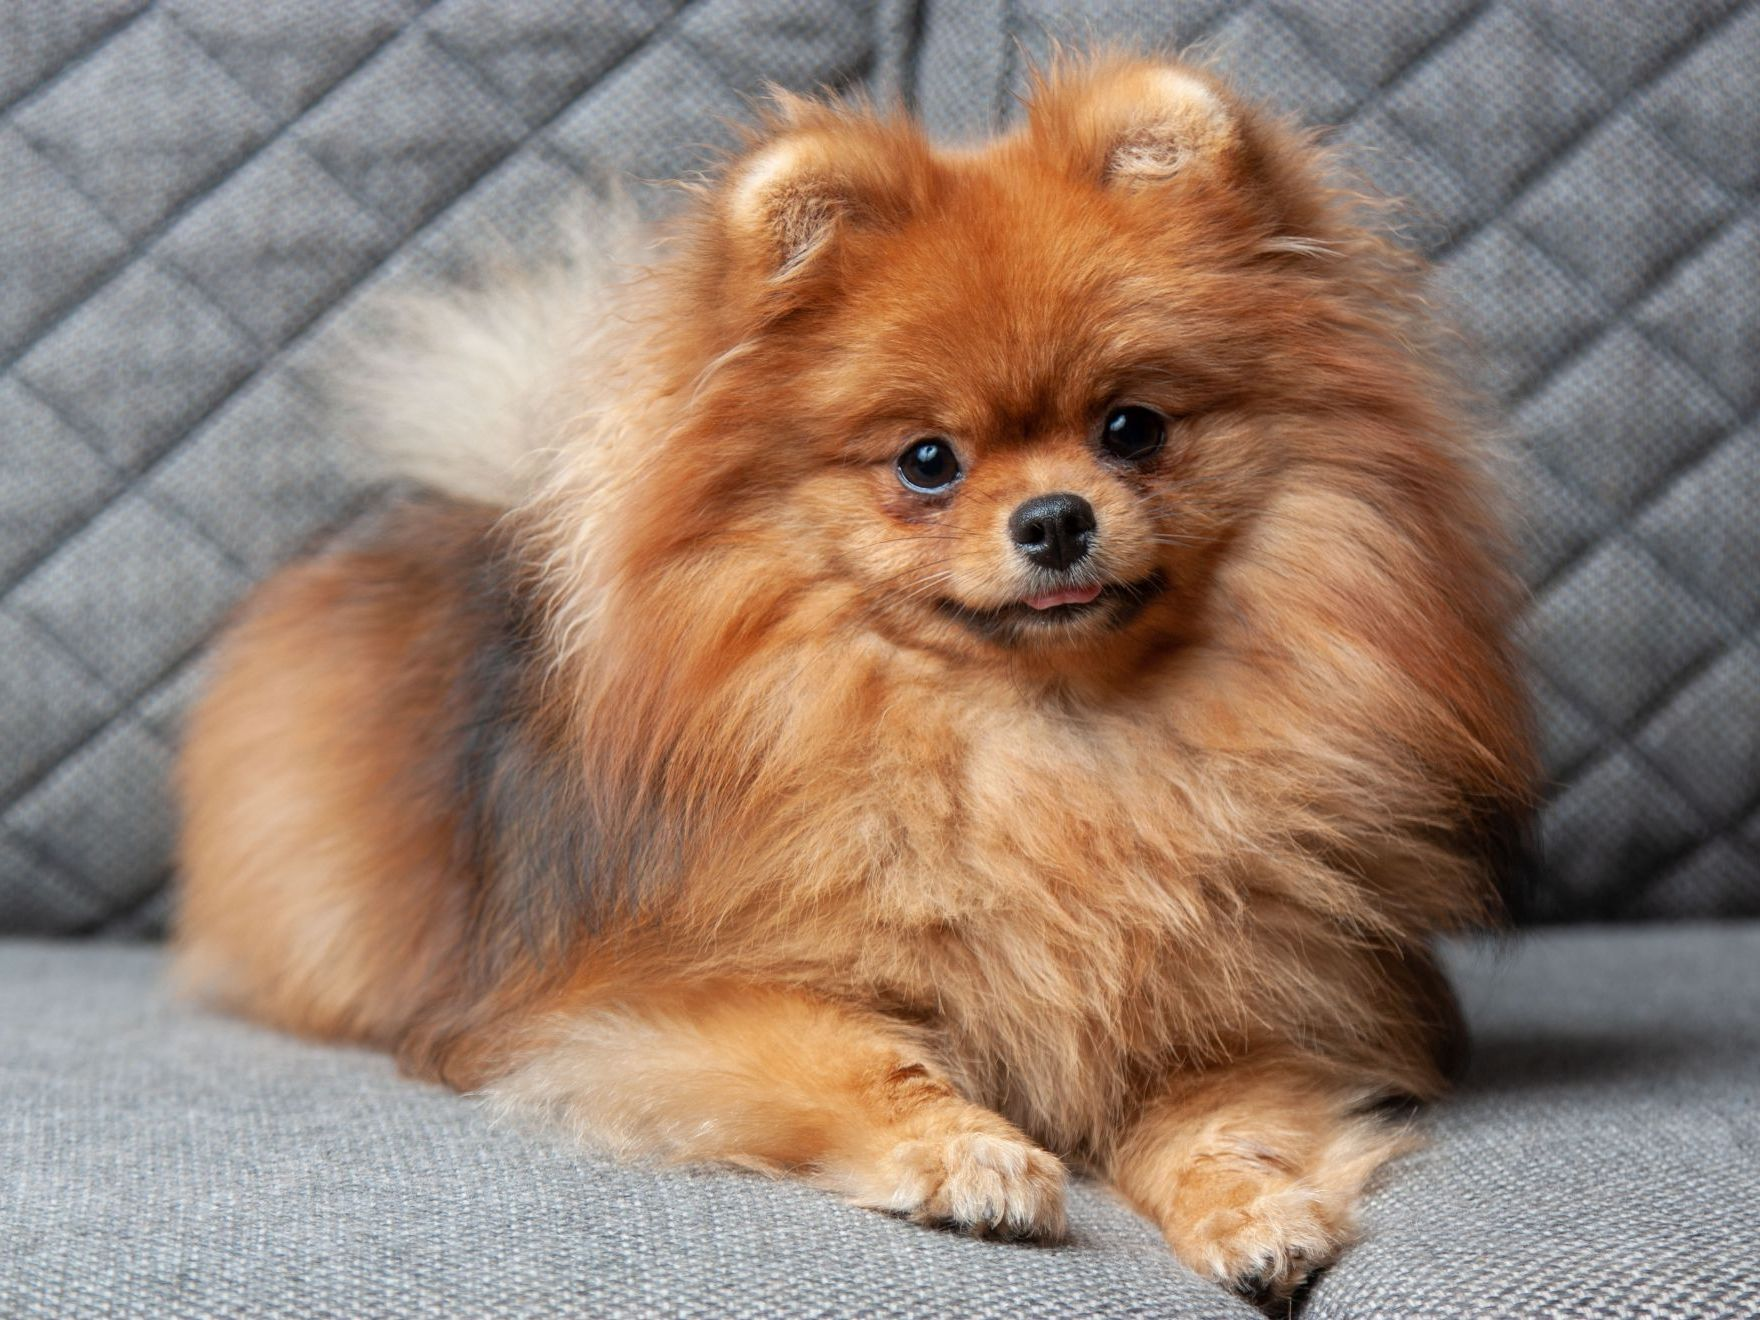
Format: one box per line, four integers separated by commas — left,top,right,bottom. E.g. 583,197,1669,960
801,672,1276,1152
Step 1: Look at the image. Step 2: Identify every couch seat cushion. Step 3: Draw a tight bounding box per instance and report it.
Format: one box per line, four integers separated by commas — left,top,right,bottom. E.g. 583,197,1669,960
1308,923,1760,1319
3,924,1756,1317
0,940,1246,1319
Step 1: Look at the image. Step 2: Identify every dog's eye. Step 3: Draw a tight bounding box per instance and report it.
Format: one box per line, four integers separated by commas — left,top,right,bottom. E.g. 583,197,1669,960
1101,406,1165,462
896,439,962,494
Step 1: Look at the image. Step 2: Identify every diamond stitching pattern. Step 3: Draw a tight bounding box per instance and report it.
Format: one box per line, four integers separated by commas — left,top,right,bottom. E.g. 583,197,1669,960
3,0,1754,931
0,0,874,934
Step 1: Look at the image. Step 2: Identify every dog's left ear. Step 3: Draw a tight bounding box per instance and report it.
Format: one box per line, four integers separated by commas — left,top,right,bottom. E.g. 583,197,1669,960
1029,60,1247,189
1026,58,1337,243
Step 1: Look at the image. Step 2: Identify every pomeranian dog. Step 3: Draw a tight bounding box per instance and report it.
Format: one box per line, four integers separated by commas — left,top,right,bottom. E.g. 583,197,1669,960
175,56,1534,1299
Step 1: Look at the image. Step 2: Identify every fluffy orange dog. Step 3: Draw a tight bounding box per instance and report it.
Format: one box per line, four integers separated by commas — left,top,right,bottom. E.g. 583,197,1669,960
176,57,1534,1299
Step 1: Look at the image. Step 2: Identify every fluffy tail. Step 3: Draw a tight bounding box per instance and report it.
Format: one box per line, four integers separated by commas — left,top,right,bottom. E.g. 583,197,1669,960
334,198,649,507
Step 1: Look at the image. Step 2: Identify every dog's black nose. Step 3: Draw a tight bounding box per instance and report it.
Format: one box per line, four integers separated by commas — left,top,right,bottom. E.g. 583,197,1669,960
1008,492,1097,571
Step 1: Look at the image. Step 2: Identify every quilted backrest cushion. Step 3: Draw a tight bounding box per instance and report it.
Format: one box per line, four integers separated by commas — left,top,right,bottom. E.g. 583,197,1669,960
1,1,1754,934
880,0,1760,923
0,0,873,935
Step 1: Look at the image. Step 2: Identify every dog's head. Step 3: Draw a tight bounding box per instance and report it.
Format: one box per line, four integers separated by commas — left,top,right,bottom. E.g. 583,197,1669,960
607,59,1467,683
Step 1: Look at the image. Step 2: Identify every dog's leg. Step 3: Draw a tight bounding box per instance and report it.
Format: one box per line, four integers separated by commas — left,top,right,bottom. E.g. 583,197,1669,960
1106,1057,1413,1297
485,983,1067,1239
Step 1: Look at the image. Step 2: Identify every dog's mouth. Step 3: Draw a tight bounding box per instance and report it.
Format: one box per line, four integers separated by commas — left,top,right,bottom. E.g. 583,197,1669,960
1023,582,1105,610
936,572,1167,642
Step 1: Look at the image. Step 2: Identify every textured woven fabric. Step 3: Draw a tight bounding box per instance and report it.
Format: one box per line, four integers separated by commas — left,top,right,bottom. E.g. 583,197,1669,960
1310,922,1760,1319
4,927,1756,1318
894,1,1760,923
0,941,1252,1320
3,0,1757,931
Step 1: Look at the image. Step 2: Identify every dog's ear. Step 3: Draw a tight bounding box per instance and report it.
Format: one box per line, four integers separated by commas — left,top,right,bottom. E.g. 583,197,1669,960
721,93,929,284
1025,57,1345,246
1027,59,1248,191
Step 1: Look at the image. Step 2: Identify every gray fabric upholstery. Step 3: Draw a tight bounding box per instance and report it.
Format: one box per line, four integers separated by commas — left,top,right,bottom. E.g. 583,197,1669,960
1312,922,1760,1319
2,0,1757,932
0,940,1252,1320
5,925,1757,1317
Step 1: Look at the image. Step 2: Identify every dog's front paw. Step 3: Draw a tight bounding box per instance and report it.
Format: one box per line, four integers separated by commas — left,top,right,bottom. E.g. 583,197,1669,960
1154,1114,1412,1299
860,1125,1068,1240
1162,1168,1352,1298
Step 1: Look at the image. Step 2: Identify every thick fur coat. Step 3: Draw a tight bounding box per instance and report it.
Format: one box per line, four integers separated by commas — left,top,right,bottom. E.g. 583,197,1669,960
175,58,1535,1299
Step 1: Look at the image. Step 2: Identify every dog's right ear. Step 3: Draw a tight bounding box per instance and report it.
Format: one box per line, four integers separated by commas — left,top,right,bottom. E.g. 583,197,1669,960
719,93,931,287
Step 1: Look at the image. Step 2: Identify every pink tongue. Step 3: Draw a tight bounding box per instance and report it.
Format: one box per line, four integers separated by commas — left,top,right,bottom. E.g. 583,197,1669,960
1025,582,1104,610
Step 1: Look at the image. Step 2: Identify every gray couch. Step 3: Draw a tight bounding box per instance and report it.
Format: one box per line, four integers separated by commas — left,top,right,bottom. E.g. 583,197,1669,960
3,2,1756,1315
